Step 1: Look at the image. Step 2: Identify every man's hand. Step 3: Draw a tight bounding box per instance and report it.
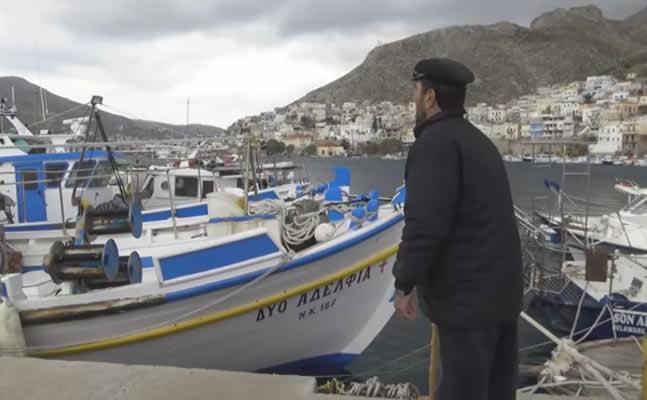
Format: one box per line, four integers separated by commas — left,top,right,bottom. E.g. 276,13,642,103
394,292,417,320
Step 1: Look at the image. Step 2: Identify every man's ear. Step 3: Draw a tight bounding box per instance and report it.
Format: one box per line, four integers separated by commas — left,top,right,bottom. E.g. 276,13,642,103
423,88,436,109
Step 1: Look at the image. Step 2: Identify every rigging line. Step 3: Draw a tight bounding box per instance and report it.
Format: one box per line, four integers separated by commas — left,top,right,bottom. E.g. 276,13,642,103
99,103,199,139
337,344,433,383
94,110,128,206
71,107,98,210
26,103,91,127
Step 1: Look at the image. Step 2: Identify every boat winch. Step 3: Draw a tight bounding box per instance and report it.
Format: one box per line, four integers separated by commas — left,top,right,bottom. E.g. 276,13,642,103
84,251,143,289
45,240,120,285
79,203,143,241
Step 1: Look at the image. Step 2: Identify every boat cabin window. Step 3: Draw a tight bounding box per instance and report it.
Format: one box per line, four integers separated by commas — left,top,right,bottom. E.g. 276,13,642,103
65,160,112,188
202,180,214,198
44,163,68,188
140,177,154,199
21,170,38,190
175,176,198,197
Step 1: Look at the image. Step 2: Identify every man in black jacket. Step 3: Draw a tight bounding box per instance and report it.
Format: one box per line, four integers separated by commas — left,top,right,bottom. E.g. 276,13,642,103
392,58,523,400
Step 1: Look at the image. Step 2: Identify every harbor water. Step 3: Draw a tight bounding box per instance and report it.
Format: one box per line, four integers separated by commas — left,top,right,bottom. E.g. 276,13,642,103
294,155,647,393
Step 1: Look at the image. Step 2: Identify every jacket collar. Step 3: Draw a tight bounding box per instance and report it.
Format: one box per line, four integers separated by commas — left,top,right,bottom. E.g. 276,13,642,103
413,110,465,138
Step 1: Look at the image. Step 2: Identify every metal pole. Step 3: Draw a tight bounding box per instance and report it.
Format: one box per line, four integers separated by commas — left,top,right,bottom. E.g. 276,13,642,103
39,87,46,121
584,144,591,246
20,177,26,222
167,170,177,238
129,172,135,204
609,256,615,296
429,323,439,399
243,136,250,215
642,337,647,400
58,183,66,235
197,165,202,200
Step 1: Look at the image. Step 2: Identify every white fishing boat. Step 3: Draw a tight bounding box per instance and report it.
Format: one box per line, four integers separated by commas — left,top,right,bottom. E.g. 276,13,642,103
0,178,407,375
535,179,647,254
0,97,307,239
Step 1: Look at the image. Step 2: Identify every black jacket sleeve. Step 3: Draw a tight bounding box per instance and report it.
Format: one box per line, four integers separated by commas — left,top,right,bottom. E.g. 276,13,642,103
392,131,460,293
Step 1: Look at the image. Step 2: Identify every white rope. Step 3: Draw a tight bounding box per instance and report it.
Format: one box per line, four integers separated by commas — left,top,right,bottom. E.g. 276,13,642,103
521,312,641,400
248,199,356,247
327,376,420,399
282,211,321,246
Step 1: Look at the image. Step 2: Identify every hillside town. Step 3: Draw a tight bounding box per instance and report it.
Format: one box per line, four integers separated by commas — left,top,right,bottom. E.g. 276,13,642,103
227,71,647,159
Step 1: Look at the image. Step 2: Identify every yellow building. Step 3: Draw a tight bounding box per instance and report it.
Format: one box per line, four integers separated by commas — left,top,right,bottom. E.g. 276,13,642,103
281,133,313,148
317,142,345,157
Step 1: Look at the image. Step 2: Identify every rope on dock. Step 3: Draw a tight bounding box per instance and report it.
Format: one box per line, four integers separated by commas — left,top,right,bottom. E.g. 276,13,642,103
519,311,641,400
318,376,420,399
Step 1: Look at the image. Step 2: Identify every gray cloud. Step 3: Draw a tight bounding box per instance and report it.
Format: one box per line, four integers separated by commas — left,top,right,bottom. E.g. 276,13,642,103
50,0,646,41
54,1,274,40
1,0,645,127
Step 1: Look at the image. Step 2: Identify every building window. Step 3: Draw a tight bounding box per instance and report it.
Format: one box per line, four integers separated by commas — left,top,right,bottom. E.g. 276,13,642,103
175,177,198,197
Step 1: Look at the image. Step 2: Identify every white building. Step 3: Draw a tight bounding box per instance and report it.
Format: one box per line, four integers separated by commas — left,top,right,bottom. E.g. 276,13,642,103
538,114,575,137
507,106,522,122
613,91,630,102
273,113,286,124
558,102,581,117
561,87,579,101
342,102,357,112
520,124,531,138
586,76,616,93
487,108,507,124
589,122,623,155
503,123,521,140
582,106,602,126
518,96,537,110
468,103,489,123
310,104,327,122
276,123,294,138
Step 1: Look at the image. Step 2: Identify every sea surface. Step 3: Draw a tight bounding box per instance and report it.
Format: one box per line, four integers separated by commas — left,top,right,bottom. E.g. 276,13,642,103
291,155,647,393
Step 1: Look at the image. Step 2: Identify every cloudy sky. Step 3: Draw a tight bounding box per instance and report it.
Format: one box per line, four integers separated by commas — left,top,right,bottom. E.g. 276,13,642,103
0,1,644,128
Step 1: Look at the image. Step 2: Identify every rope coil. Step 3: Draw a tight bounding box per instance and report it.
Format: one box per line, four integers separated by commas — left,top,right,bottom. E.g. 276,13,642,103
318,376,420,399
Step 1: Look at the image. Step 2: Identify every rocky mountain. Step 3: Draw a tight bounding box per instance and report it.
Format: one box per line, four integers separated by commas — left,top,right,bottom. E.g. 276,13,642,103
296,5,647,107
618,5,647,45
0,77,224,139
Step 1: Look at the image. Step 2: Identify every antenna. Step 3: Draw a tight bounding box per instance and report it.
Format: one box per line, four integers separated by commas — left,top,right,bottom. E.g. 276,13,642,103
44,90,49,115
185,96,190,139
39,87,45,120
186,97,190,127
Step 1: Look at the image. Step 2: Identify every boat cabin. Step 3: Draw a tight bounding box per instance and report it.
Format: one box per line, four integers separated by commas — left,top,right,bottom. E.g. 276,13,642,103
0,150,126,224
137,162,304,210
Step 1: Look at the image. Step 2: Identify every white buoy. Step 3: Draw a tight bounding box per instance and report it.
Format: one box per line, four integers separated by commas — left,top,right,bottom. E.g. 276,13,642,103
314,223,336,242
0,299,26,357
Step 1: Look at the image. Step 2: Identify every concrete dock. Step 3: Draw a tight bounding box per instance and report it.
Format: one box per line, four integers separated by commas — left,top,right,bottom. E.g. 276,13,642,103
0,357,610,399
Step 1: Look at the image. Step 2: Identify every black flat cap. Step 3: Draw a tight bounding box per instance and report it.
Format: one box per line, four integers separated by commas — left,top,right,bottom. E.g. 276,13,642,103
411,57,475,86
